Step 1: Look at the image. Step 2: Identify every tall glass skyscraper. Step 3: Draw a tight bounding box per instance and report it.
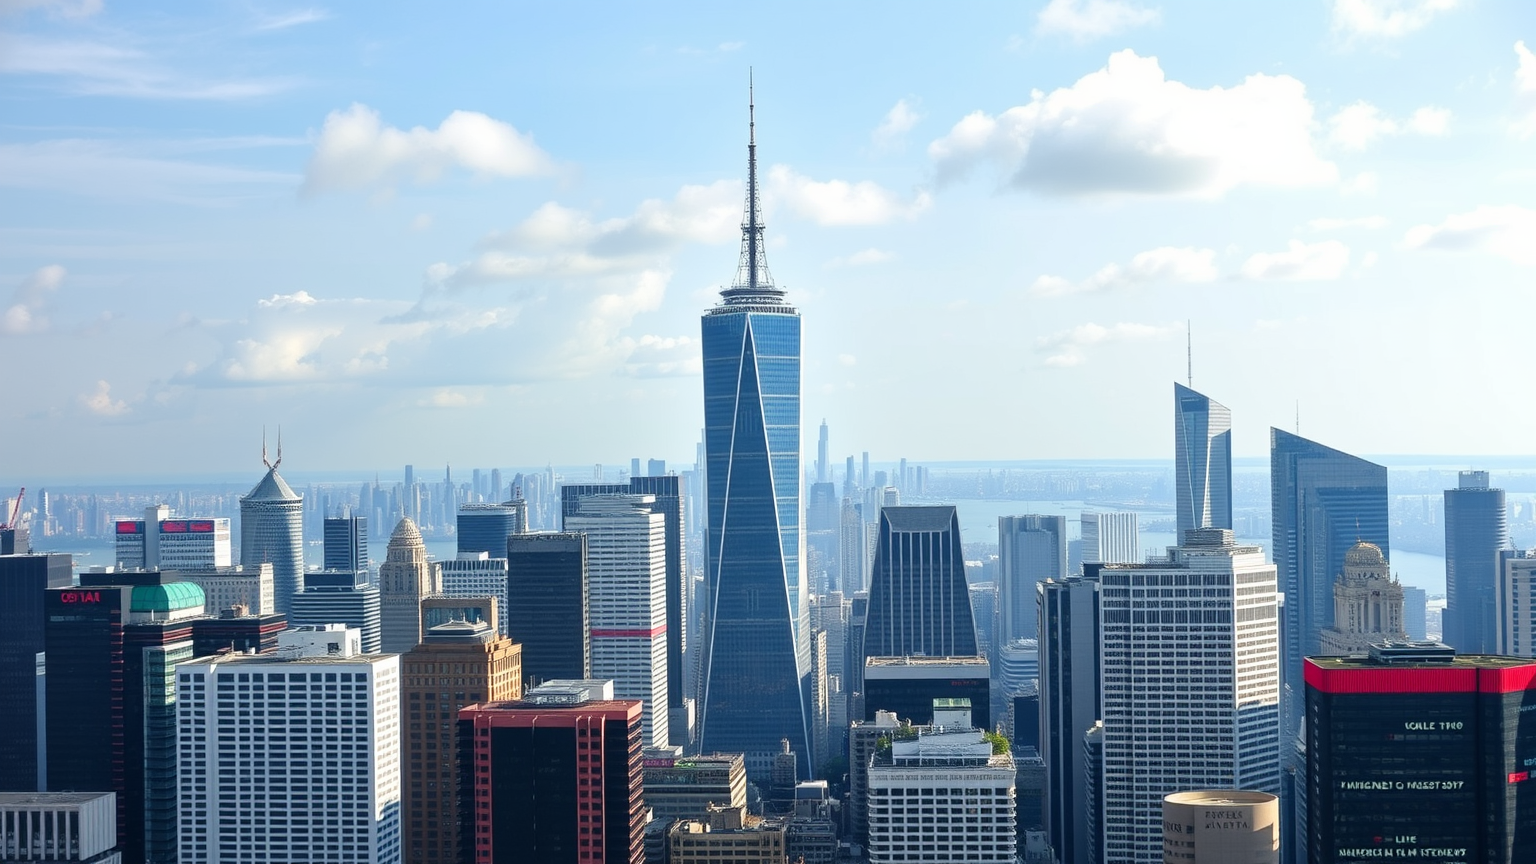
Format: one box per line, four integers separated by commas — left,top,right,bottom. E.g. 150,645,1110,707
862,505,978,661
998,514,1068,642
1269,428,1387,732
239,451,303,616
1173,382,1232,540
698,87,810,779
1443,470,1507,653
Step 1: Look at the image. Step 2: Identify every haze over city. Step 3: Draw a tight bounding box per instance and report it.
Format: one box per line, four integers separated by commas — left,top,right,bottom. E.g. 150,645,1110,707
3,0,1534,480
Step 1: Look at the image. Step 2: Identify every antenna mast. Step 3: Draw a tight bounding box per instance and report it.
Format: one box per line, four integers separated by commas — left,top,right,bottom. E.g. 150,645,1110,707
261,427,271,470
1186,320,1192,387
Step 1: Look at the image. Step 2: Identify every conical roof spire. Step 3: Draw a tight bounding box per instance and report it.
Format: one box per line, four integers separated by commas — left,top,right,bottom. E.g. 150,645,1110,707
722,69,787,307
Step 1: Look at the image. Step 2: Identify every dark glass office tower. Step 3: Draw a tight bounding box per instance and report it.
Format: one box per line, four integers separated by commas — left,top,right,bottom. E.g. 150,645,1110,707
1443,471,1507,652
0,552,71,791
1037,574,1101,864
322,515,367,572
458,502,527,557
998,515,1067,642
698,88,809,779
1270,429,1388,731
862,506,978,660
1173,382,1232,540
562,475,688,742
506,532,590,684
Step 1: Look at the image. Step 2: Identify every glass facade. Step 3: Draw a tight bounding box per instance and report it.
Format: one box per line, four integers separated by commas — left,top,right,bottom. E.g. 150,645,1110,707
863,506,978,660
1173,383,1232,539
505,532,590,683
1443,479,1507,653
0,553,71,792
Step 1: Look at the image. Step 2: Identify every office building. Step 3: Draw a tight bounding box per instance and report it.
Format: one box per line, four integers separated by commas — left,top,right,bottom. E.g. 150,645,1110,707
419,596,495,632
840,500,868,595
785,782,837,864
668,807,785,864
998,638,1039,695
1499,550,1536,656
863,655,990,724
1270,429,1388,735
0,791,120,863
1317,541,1406,655
969,582,998,662
1080,512,1138,566
848,711,903,846
458,680,644,864
436,553,510,637
189,605,285,658
1174,383,1232,539
401,619,520,864
866,700,1017,864
1305,644,1536,863
642,754,747,822
456,503,524,558
177,626,402,864
291,568,382,654
566,494,669,748
1036,574,1100,864
1402,585,1428,641
116,509,232,571
379,518,439,654
998,516,1067,642
239,453,304,616
698,94,809,781
1443,471,1507,653
166,564,274,616
1098,530,1281,863
1161,791,1278,864
0,551,70,792
325,515,369,572
562,476,689,746
505,532,589,683
862,506,978,662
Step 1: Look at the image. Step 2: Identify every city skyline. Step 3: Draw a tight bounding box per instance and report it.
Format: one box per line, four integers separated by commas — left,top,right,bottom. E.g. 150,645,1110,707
3,2,1536,478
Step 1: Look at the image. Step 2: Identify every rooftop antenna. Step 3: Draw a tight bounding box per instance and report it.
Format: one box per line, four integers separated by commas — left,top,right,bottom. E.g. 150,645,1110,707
261,427,272,471
1186,320,1192,388
1296,400,1300,435
273,427,283,471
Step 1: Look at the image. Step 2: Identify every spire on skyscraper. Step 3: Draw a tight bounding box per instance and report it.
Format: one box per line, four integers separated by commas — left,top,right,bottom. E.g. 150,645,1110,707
724,70,785,307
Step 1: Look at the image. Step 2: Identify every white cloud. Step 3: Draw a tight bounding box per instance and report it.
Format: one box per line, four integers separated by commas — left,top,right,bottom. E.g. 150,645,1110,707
2,264,64,334
1331,0,1460,39
872,99,921,148
1341,171,1380,195
1328,101,1449,149
1036,321,1179,367
1306,215,1388,231
1241,240,1350,280
928,50,1336,198
0,0,101,18
303,104,556,194
1035,0,1160,42
1404,205,1536,265
828,248,894,267
766,166,930,225
80,380,128,416
0,37,291,99
1514,42,1536,139
410,213,433,231
254,8,331,31
1031,246,1217,296
418,389,484,408
0,138,299,202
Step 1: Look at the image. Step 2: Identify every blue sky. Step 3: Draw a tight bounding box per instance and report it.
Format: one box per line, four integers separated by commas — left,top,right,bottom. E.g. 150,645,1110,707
2,0,1534,479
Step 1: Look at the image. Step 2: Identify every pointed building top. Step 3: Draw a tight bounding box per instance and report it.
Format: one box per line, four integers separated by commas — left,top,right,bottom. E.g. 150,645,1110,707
718,69,789,310
243,465,299,503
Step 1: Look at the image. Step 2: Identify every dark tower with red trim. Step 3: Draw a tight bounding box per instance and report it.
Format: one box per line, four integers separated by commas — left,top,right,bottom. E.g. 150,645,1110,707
1304,643,1536,864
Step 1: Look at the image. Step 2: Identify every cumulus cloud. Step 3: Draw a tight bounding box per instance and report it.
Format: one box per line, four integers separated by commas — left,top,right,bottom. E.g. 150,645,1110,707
303,104,556,194
828,248,894,267
1035,0,1159,41
1240,240,1350,280
1327,101,1449,149
80,380,128,416
766,166,930,225
1036,321,1179,367
1331,0,1460,39
1404,205,1536,265
2,264,64,334
928,50,1336,198
1515,42,1536,139
1031,246,1216,296
872,99,921,148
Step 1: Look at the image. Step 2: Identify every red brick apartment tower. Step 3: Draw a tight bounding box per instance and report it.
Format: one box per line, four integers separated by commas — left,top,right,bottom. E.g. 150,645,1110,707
459,681,643,864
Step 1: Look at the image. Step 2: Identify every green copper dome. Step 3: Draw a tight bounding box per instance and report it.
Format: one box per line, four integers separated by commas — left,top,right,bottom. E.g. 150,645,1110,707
130,581,206,614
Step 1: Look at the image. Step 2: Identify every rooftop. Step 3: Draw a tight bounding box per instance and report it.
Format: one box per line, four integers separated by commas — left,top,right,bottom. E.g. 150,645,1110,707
243,466,299,503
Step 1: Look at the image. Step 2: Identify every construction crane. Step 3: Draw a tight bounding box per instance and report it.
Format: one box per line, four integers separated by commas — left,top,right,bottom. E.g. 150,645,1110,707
1,487,24,530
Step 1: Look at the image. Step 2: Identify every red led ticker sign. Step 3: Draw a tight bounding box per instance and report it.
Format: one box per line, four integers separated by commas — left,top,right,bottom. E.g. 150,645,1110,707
159,520,215,533
1510,771,1530,784
115,521,144,534
188,520,215,533
161,521,187,533
59,591,102,604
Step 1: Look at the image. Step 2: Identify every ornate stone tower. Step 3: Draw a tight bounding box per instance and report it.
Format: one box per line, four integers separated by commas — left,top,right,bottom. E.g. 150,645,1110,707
1319,540,1406,655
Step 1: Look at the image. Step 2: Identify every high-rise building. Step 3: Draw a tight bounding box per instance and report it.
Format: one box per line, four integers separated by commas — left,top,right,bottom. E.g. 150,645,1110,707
436,553,509,637
0,791,120,863
839,500,868,594
565,494,669,748
848,710,902,846
291,568,383,653
1443,470,1507,653
1080,512,1138,566
861,506,978,662
1173,383,1232,539
116,508,232,571
698,88,809,780
642,753,747,822
668,807,785,864
379,517,439,654
1270,428,1388,735
456,503,525,558
1305,644,1536,863
505,532,589,684
1499,550,1536,656
863,655,990,724
401,619,521,864
998,638,1039,695
865,700,1017,864
1402,585,1428,641
1036,573,1100,864
998,516,1067,642
189,605,286,657
325,515,369,572
1318,541,1406,655
458,680,644,864
167,564,275,616
239,452,304,616
0,551,70,792
178,626,402,864
1098,530,1280,863
562,476,689,746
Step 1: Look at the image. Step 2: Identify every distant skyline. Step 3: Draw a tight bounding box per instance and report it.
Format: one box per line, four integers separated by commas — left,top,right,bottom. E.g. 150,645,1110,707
3,1,1535,478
